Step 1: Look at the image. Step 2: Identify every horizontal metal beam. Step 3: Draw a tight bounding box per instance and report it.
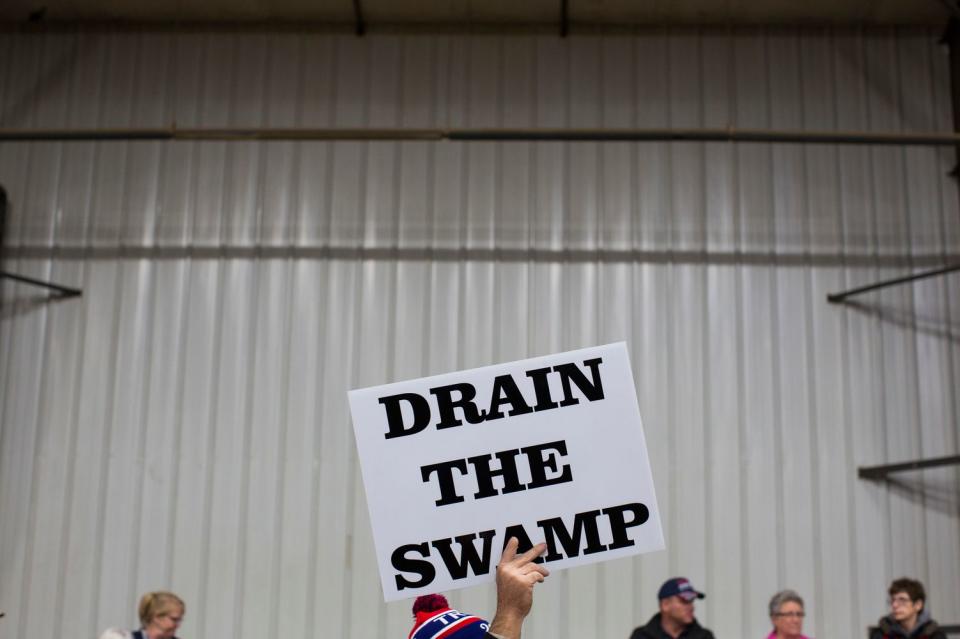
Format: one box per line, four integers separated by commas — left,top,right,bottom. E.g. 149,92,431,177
827,263,960,303
858,455,960,480
2,126,960,145
449,128,960,145
0,127,442,142
0,271,82,297
6,245,960,268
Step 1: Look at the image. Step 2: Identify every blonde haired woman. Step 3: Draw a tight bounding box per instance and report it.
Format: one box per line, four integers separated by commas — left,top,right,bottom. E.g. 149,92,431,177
99,591,184,639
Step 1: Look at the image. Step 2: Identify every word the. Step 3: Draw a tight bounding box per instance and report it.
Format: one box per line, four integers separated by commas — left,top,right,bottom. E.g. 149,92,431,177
421,439,572,506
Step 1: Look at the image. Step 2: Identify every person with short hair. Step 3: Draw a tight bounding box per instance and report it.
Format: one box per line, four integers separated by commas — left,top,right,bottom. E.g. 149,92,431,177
870,578,947,639
408,593,490,639
629,577,716,639
99,591,185,639
766,589,810,639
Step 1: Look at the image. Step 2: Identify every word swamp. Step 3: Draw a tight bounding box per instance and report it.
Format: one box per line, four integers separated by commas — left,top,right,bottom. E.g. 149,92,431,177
392,502,650,589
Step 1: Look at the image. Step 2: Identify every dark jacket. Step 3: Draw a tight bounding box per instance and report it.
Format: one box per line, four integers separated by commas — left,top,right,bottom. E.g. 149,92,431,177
629,613,716,639
133,632,181,639
869,611,947,639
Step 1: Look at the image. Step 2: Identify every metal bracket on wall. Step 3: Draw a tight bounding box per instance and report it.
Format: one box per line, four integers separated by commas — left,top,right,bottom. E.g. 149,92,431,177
826,263,960,303
858,455,960,480
0,271,82,298
352,0,365,36
0,186,81,299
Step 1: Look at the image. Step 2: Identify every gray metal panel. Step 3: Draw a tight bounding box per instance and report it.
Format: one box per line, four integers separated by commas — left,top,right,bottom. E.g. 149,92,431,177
1,28,959,639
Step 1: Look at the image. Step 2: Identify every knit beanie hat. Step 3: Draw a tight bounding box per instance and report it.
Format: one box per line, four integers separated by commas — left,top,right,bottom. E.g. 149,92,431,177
408,594,489,639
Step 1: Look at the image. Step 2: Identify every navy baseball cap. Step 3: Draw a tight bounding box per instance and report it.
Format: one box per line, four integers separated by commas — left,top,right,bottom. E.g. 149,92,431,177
658,577,705,601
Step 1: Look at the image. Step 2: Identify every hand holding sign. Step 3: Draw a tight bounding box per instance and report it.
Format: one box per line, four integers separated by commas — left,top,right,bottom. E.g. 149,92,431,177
488,537,550,639
348,343,663,601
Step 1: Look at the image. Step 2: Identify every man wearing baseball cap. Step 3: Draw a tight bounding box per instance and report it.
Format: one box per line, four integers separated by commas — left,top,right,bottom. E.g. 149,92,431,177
628,577,716,639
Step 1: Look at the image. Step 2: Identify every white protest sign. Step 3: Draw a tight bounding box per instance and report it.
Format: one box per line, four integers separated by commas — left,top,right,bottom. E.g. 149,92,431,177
348,342,664,602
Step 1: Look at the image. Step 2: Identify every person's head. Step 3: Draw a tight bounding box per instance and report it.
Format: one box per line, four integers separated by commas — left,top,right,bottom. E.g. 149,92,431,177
768,590,805,638
888,578,925,627
408,594,489,639
657,578,704,629
138,592,184,639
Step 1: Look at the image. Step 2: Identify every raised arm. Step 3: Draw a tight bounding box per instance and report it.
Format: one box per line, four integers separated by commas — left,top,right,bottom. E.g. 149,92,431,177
486,537,550,639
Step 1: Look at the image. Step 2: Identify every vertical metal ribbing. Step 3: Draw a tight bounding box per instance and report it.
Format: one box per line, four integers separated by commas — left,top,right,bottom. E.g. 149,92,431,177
377,35,404,639
268,259,296,639
1,34,32,639
268,33,305,639
491,36,504,378
419,35,438,519
0,33,15,126
240,28,275,639
896,28,931,589
51,30,107,637
863,28,896,585
728,25,754,637
90,26,142,628
194,259,225,639
288,34,306,245
342,36,372,636
760,27,787,590
695,29,714,625
556,36,572,639
342,262,365,639
793,28,823,638
231,254,260,638
663,26,678,578
625,24,645,621
303,33,340,637
89,248,127,635
594,31,610,639
303,256,330,638
826,25,864,638
12,219,53,639
0,187,5,280
166,27,208,617
128,257,159,616
48,262,92,639
934,21,960,605
190,31,231,639
261,32,287,639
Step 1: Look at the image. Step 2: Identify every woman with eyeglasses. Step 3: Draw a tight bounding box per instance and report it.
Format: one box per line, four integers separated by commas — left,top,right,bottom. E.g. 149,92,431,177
767,590,810,639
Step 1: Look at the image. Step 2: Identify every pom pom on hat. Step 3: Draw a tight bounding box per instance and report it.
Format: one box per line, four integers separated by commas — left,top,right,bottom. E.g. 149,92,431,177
408,594,489,639
412,594,449,616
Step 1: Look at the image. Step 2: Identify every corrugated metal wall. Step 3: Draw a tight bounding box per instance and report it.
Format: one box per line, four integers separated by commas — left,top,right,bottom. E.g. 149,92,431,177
1,28,959,639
